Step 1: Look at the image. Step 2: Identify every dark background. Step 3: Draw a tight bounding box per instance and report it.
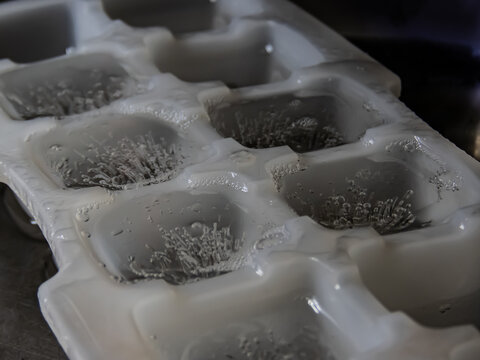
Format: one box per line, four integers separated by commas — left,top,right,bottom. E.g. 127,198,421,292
292,0,480,160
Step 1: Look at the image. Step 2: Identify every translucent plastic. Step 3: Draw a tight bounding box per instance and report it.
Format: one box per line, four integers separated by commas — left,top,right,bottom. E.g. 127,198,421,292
0,1,478,360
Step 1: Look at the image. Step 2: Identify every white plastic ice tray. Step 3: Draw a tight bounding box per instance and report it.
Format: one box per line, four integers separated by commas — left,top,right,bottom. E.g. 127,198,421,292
0,0,479,359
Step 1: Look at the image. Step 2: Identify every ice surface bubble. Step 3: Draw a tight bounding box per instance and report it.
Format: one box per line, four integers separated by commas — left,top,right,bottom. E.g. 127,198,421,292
232,328,325,360
207,95,345,153
188,203,202,213
128,222,246,285
232,114,344,153
317,187,416,234
386,138,463,199
428,167,462,199
111,229,124,236
385,138,422,153
287,174,417,235
51,132,184,190
5,69,129,120
75,208,90,223
255,226,288,250
270,161,304,191
49,144,63,152
183,323,336,360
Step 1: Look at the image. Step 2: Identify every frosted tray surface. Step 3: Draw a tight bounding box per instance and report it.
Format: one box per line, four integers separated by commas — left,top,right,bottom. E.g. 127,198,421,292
0,0,479,359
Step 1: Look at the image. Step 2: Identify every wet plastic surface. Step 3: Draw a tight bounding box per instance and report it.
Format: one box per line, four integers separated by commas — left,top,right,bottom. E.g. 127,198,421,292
0,1,480,360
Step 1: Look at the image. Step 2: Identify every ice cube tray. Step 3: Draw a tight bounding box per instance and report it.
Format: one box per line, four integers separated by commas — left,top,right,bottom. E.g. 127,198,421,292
0,0,479,359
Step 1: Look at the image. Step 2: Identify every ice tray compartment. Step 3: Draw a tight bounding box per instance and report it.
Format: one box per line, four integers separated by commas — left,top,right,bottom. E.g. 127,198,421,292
205,82,384,153
134,259,351,360
350,215,480,330
86,189,272,284
102,0,221,35
0,2,74,63
149,20,324,88
0,54,134,120
180,296,338,359
277,140,468,235
0,0,478,358
32,115,197,190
